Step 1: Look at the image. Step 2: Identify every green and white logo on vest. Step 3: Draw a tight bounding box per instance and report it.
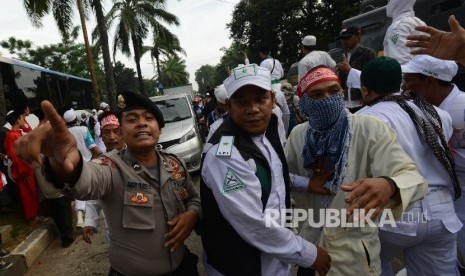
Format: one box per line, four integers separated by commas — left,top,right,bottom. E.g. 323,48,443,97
223,168,247,194
390,34,399,45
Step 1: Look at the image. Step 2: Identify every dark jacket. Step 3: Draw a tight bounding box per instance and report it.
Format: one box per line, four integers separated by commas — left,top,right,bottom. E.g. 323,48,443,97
340,44,376,112
200,115,291,275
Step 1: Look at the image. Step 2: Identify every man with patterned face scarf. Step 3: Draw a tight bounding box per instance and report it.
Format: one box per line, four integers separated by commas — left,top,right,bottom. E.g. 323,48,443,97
384,0,426,65
285,66,427,275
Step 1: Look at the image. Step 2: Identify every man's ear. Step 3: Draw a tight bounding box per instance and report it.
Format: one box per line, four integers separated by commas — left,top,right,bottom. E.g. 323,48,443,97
270,90,276,103
361,85,370,99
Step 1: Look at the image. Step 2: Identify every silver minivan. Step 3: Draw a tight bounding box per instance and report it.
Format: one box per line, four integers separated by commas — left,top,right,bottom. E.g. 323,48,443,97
150,94,203,173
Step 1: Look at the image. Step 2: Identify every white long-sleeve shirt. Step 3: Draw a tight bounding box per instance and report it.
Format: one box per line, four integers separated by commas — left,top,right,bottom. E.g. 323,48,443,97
439,85,465,186
384,2,425,65
202,134,316,275
94,122,106,153
358,98,462,235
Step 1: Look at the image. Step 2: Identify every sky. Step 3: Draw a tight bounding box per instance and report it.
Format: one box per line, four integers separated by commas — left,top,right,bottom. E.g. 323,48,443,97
0,0,239,91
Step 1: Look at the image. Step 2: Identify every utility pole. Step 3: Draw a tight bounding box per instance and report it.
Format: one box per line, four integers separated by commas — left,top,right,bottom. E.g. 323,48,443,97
77,0,100,107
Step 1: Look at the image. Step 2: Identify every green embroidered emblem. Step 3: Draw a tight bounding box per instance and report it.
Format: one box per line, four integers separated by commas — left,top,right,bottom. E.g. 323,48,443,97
390,34,399,45
233,64,258,80
223,168,246,193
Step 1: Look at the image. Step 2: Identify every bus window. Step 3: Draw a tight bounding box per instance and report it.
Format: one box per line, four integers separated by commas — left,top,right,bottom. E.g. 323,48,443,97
0,56,94,114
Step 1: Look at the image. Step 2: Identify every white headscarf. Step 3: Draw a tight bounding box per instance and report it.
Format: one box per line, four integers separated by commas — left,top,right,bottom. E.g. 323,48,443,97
386,0,415,19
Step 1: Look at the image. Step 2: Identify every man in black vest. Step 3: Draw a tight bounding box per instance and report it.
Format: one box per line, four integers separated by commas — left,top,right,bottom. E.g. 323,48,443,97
200,64,332,276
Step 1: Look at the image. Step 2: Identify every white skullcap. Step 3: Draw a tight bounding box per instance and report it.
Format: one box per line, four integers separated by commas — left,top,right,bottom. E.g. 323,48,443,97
401,55,458,82
63,109,77,123
302,35,316,46
214,84,228,104
223,64,271,98
100,102,109,110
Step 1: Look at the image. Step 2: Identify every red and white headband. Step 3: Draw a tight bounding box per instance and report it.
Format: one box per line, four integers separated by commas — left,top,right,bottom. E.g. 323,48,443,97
297,67,340,98
100,114,119,129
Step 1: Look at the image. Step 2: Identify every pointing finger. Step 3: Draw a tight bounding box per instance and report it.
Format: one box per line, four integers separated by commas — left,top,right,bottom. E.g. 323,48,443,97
41,101,67,134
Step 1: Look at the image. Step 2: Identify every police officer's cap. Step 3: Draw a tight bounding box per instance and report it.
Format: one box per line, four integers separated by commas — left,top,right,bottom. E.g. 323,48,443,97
117,91,165,128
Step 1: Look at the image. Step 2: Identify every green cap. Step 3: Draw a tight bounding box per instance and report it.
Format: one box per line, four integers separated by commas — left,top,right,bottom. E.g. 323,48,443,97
361,56,402,94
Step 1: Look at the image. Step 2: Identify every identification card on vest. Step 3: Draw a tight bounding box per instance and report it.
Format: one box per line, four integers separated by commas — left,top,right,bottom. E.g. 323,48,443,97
216,136,234,158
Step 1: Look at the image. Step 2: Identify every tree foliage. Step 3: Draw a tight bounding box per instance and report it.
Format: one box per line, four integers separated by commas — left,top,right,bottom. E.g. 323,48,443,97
113,61,139,92
21,0,117,108
0,37,32,56
0,34,99,78
158,55,189,88
141,23,185,92
0,35,108,99
227,0,304,68
195,65,215,94
106,0,180,95
22,0,92,37
143,78,158,97
195,0,363,88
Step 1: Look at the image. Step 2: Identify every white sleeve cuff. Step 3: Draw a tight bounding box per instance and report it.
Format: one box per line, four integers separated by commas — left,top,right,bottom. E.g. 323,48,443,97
290,173,309,192
296,236,318,268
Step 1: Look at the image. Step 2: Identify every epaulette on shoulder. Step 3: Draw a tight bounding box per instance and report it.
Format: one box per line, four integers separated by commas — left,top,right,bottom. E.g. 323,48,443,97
215,135,234,158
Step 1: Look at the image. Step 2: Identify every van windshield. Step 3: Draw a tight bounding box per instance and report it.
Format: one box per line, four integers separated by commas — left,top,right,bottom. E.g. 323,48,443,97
154,97,193,123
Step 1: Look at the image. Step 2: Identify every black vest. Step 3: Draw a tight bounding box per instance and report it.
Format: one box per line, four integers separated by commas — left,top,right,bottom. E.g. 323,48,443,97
200,115,291,276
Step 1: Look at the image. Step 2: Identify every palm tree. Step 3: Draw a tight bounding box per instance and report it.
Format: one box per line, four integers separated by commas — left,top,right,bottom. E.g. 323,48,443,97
77,0,100,105
91,0,117,110
106,0,179,96
142,24,185,95
158,55,189,88
23,0,100,105
22,0,118,110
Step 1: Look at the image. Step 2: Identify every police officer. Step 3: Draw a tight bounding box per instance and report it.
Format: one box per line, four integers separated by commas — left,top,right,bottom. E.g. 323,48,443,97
15,92,201,276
